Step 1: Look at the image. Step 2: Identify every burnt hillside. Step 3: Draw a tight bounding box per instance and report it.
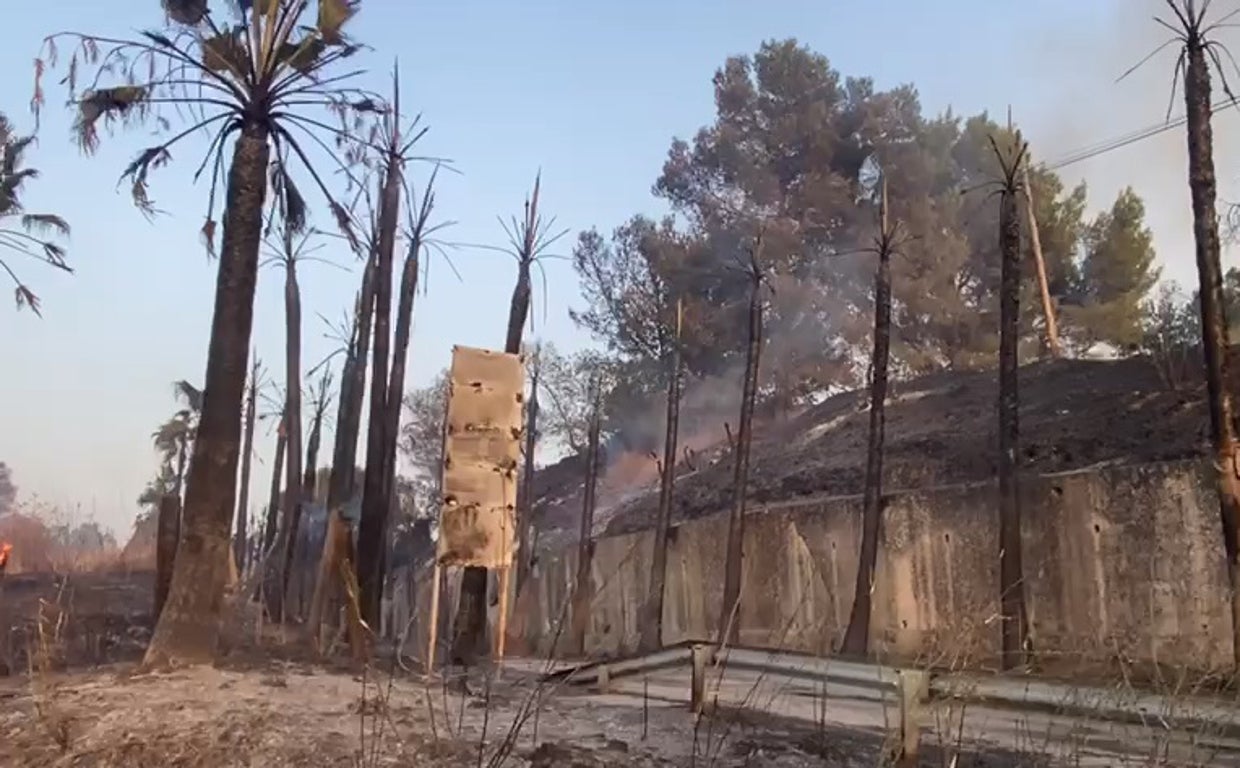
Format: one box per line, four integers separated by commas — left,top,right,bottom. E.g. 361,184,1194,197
532,349,1225,542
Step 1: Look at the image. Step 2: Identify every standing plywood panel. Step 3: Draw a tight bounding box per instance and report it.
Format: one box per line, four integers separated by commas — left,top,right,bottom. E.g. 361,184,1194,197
436,345,525,569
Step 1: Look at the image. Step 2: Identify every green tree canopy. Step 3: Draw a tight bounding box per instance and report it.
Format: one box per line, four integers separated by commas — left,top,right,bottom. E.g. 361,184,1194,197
1065,187,1160,348
570,37,1160,448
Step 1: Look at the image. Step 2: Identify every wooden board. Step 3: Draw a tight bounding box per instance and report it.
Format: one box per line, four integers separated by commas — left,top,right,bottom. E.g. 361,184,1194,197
436,345,524,569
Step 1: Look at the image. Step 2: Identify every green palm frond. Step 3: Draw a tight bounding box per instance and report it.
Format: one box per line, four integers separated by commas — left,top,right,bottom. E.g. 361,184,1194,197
0,110,70,314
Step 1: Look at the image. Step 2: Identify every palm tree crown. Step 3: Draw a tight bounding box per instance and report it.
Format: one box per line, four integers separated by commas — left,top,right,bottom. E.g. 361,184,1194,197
0,113,70,315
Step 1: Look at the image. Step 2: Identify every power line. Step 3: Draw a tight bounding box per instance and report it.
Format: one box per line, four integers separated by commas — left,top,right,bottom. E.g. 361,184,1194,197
1044,98,1239,171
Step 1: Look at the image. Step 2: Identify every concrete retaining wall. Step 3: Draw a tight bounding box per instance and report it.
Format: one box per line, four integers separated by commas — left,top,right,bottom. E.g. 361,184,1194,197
508,459,1234,671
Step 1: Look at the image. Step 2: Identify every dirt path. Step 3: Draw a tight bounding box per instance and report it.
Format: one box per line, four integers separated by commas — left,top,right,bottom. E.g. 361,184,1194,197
0,661,886,767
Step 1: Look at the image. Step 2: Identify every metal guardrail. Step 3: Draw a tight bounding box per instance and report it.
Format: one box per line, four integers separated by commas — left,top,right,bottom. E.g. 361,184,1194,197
543,642,1240,765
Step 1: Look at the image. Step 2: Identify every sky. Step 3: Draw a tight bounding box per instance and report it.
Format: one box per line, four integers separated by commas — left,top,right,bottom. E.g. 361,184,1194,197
0,0,1236,538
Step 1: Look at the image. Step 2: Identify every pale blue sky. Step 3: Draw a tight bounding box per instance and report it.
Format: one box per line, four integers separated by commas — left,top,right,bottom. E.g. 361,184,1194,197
1,0,1233,536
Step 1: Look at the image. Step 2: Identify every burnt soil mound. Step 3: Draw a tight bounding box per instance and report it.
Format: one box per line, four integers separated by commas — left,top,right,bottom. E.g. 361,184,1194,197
533,350,1222,539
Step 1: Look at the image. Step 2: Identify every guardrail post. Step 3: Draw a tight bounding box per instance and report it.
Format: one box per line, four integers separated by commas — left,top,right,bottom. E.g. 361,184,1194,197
897,669,929,767
596,663,611,694
690,644,708,714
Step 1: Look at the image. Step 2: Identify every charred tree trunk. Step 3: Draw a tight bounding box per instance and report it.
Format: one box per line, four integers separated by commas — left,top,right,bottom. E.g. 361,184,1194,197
842,187,895,657
515,356,540,594
640,300,683,653
309,259,376,645
154,493,181,621
268,257,305,622
719,255,764,646
570,385,603,655
505,262,532,354
233,359,259,575
382,235,421,539
263,412,287,556
304,389,326,499
357,149,403,629
144,124,270,668
997,152,1029,671
1184,34,1240,669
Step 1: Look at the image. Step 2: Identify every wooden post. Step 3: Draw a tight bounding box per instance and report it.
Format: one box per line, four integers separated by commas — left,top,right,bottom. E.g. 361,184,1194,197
425,561,443,680
1022,164,1061,357
596,663,611,694
494,564,511,665
690,644,708,714
897,669,929,768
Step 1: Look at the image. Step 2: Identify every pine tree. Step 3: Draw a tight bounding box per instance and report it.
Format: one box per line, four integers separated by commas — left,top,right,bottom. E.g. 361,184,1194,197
1068,188,1160,349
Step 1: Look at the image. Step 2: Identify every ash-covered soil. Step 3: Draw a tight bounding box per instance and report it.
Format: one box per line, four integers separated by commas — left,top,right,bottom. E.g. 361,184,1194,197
0,571,154,676
534,352,1220,538
0,662,886,767
0,660,1062,767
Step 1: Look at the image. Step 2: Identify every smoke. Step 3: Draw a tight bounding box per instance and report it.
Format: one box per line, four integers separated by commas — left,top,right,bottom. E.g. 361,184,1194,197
1019,0,1240,287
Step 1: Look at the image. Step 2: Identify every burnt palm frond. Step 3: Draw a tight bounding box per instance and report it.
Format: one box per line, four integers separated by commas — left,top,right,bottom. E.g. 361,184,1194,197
34,1,387,256
172,379,205,412
400,162,459,293
456,173,570,335
1121,0,1240,121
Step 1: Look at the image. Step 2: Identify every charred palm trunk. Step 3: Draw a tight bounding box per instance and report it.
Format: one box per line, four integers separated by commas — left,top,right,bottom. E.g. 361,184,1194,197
309,258,376,643
267,258,305,622
234,360,259,574
719,264,763,646
144,123,270,668
1184,36,1240,668
376,232,421,614
157,434,190,614
357,150,403,628
263,412,287,556
453,256,532,663
154,493,181,621
842,192,894,657
998,158,1028,671
640,301,683,653
515,358,540,594
570,385,603,655
505,263,532,354
330,255,376,510
304,373,329,498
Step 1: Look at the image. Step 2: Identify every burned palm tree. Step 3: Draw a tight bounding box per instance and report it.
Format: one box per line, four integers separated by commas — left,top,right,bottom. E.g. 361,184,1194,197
639,298,683,654
304,364,335,499
35,0,381,666
376,166,447,590
718,231,766,647
1129,0,1240,667
840,177,914,657
252,383,288,602
151,379,203,621
308,276,373,647
357,74,436,628
451,174,568,663
261,226,330,621
233,356,263,573
977,132,1031,670
0,113,70,315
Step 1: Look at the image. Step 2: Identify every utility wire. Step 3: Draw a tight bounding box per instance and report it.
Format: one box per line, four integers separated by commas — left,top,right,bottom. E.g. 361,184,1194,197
1044,98,1240,171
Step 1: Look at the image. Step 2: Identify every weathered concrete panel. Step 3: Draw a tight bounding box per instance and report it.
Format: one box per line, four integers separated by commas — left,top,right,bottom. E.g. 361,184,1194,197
512,459,1233,673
